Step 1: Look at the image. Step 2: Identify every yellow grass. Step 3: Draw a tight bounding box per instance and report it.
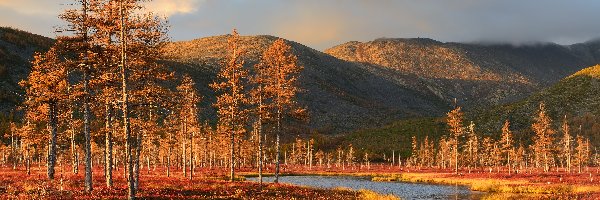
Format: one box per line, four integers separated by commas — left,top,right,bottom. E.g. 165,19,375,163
242,171,600,196
372,172,599,195
358,189,400,200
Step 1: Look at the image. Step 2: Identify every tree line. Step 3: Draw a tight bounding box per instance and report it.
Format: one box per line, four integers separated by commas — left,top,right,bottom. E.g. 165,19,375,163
2,0,304,199
407,103,597,175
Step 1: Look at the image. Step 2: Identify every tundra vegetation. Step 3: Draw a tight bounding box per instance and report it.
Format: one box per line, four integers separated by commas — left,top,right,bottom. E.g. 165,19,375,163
2,0,600,199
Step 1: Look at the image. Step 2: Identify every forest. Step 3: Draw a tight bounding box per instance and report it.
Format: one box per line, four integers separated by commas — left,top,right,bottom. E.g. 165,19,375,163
2,0,600,199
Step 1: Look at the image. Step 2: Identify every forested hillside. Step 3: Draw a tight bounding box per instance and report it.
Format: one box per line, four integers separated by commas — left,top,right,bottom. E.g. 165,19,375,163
163,35,449,133
2,27,600,135
0,27,53,114
326,38,599,107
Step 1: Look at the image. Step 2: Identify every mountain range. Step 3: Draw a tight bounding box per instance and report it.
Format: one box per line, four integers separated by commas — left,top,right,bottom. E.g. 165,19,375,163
2,26,600,134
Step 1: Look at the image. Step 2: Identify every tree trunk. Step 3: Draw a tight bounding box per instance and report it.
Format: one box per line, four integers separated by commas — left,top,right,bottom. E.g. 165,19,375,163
507,151,511,175
47,102,58,180
120,2,135,198
83,70,93,192
167,133,171,177
26,149,30,176
190,129,193,180
274,107,281,183
70,100,77,174
134,131,142,190
230,131,235,182
105,103,113,187
258,116,263,188
454,139,458,175
182,139,186,177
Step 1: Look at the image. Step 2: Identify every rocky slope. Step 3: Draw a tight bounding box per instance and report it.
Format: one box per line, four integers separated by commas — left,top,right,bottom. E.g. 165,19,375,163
325,38,598,108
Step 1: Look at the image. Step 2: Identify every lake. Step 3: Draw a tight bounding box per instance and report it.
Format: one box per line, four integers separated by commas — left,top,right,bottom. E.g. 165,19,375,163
247,175,485,199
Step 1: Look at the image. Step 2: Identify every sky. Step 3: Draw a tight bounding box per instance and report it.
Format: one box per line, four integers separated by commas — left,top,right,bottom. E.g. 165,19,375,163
1,0,600,50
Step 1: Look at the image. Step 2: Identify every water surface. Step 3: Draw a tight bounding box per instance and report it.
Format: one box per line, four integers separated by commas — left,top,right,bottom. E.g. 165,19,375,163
248,175,485,200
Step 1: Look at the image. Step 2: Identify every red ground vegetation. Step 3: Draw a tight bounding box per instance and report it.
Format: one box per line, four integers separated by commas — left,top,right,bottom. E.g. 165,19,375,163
0,165,358,199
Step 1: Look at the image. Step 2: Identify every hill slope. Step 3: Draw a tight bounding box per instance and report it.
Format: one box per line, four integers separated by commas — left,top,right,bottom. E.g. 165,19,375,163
2,27,600,135
163,35,450,133
325,38,598,108
473,64,600,135
334,64,600,160
0,27,54,114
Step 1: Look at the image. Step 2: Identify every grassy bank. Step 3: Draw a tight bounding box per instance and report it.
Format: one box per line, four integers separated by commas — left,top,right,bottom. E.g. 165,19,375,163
371,172,600,196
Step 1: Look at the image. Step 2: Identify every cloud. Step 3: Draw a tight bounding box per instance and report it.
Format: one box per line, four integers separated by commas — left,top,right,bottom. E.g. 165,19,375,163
0,0,63,16
4,0,600,50
270,2,349,49
145,0,204,17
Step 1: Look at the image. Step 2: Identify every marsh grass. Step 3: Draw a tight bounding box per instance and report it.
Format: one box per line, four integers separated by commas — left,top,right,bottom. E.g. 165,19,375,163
358,189,400,200
371,172,600,196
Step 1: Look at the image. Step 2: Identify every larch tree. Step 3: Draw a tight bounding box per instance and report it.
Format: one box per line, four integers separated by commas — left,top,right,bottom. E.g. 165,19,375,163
574,135,590,173
88,0,122,188
105,0,170,198
251,50,273,188
57,0,97,190
177,75,201,180
20,44,69,180
465,121,479,173
481,137,494,172
446,106,464,174
257,38,303,183
501,120,514,175
211,29,249,182
531,102,555,172
560,116,572,173
437,136,450,169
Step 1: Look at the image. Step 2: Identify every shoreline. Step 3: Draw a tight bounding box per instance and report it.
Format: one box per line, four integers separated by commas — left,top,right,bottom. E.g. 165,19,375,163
243,169,600,198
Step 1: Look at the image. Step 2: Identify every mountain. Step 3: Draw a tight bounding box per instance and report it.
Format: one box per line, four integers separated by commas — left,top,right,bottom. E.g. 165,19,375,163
0,27,54,114
162,35,449,133
325,38,598,108
472,64,600,141
3,26,600,134
330,64,600,160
